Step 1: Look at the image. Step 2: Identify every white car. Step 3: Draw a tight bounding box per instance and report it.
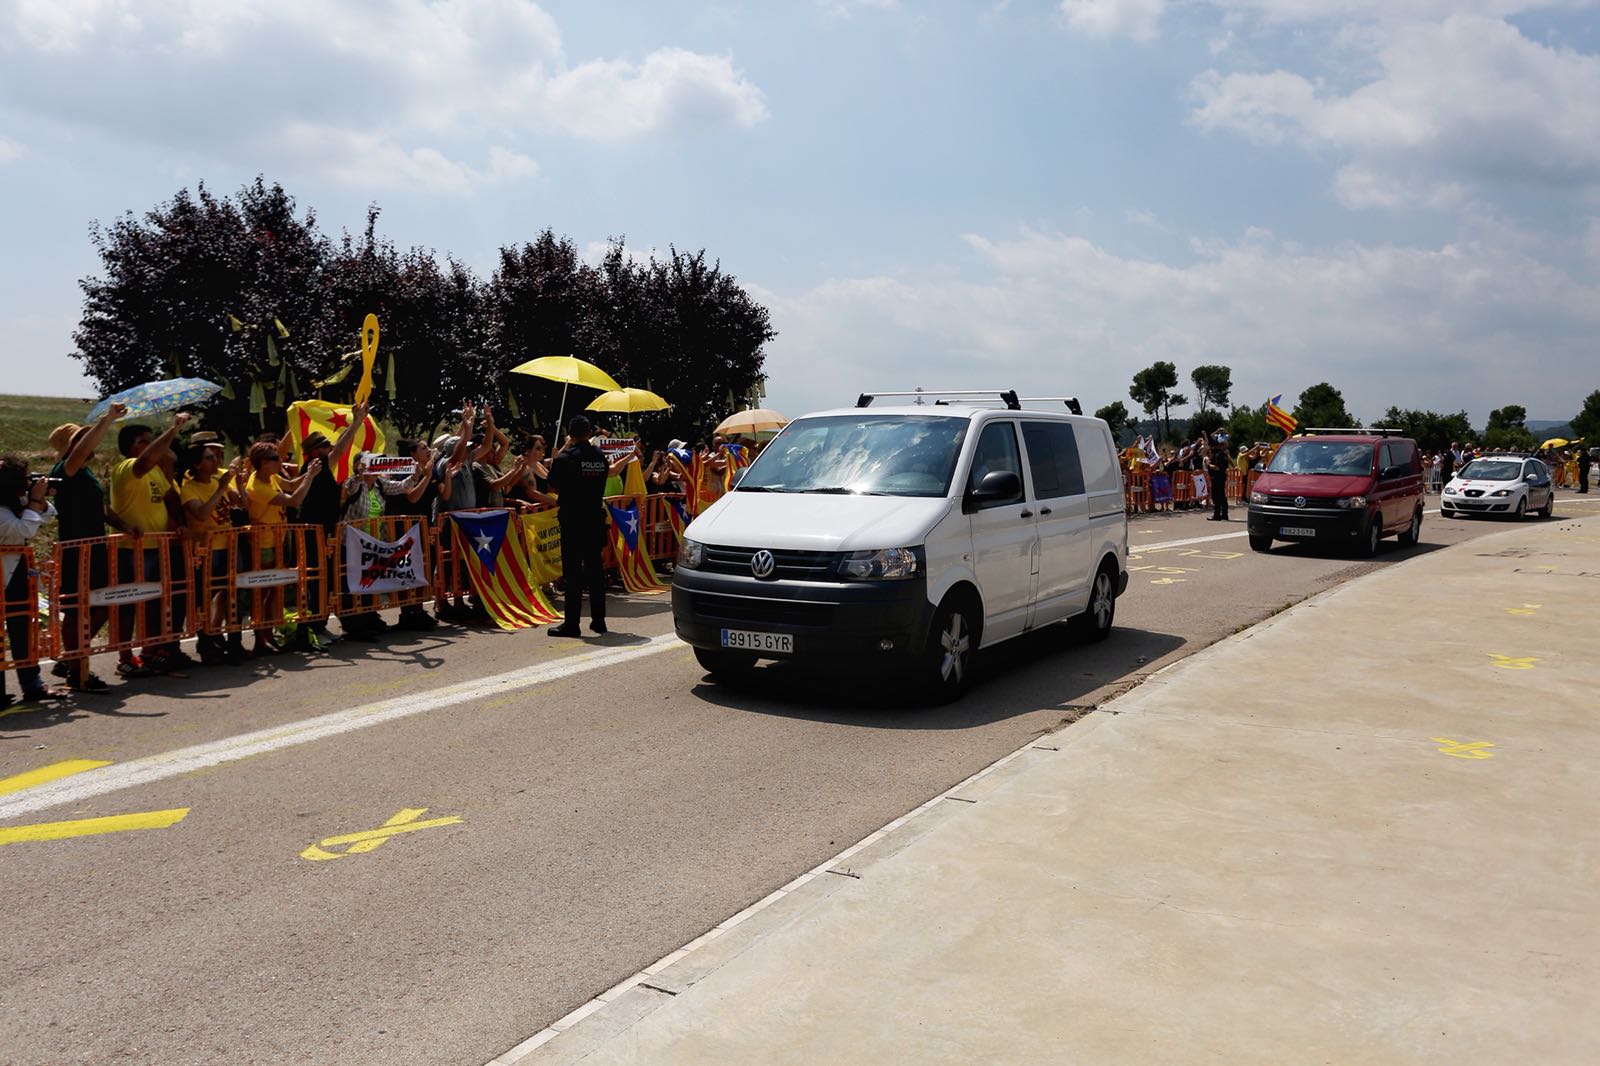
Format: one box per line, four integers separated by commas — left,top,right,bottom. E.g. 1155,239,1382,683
1441,455,1554,520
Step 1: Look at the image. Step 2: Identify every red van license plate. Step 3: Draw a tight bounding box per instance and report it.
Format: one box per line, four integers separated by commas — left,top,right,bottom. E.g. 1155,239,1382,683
1279,526,1316,537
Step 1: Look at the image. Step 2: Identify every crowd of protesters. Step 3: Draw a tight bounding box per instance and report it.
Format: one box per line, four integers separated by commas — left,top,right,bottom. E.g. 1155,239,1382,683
1,400,763,710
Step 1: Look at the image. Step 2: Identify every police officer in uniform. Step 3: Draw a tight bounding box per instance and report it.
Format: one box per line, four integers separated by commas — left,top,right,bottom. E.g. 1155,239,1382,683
547,416,610,637
1206,431,1230,521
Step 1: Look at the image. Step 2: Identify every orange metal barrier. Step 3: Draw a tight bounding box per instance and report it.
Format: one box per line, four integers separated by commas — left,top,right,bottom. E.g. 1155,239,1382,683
639,494,684,562
2,547,47,672
51,532,195,659
332,517,434,617
192,524,327,636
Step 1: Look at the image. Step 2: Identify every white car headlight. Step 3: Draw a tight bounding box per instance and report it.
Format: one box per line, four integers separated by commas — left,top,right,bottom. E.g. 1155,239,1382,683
677,538,705,569
1336,495,1366,509
1490,489,1512,497
840,547,919,581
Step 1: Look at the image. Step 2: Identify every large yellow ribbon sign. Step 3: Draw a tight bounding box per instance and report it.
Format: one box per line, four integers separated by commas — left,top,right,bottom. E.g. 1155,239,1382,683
353,313,380,406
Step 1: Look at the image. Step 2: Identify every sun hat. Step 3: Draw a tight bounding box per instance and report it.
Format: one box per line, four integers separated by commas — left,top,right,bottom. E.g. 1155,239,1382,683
49,423,82,455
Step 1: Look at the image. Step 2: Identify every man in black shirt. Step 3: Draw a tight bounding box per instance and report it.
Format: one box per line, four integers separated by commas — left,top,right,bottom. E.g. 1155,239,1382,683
546,416,610,637
1206,432,1230,521
1578,446,1591,494
294,401,368,645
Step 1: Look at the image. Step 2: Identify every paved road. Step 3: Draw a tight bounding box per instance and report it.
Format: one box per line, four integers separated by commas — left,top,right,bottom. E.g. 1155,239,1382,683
3,499,1594,1065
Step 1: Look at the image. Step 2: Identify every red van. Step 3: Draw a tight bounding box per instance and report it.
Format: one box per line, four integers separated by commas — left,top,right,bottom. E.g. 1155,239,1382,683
1247,429,1425,556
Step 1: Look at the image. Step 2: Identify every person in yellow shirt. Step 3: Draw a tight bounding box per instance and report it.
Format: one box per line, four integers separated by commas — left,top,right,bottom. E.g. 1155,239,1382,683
108,412,190,675
242,442,321,655
179,446,242,664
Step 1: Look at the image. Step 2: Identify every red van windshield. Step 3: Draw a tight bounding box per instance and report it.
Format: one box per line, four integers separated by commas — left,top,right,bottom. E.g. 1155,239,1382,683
1266,440,1374,476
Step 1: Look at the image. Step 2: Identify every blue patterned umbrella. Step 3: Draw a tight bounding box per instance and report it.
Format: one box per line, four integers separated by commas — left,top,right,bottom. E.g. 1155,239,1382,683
86,377,223,422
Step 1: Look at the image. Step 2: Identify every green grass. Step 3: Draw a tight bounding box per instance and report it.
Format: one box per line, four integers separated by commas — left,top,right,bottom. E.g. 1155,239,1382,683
0,394,96,471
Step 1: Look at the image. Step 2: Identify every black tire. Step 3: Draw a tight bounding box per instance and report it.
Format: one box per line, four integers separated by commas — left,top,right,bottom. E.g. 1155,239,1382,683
1539,492,1554,519
1360,513,1383,558
1513,497,1527,520
1442,508,1458,519
917,595,979,702
1069,564,1118,643
1397,507,1422,547
694,646,757,679
1248,534,1272,553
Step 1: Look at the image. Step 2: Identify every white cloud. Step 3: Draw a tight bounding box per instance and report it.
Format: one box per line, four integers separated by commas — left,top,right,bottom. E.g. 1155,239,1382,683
0,0,767,192
1059,0,1167,42
0,135,23,162
759,224,1600,426
1188,15,1600,208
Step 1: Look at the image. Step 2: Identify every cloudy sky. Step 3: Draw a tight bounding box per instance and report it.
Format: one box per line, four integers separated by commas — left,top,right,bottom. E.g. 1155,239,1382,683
2,0,1597,427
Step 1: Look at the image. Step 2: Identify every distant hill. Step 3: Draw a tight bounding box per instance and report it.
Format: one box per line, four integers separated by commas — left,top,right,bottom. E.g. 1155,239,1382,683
1527,419,1574,435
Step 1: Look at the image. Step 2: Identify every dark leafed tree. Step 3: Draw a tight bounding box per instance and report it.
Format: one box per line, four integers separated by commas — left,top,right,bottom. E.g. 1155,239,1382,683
1483,404,1535,451
1571,389,1600,444
73,177,343,449
1189,364,1232,413
1129,361,1186,442
1372,407,1476,451
1225,403,1269,446
1291,382,1354,430
1093,401,1131,443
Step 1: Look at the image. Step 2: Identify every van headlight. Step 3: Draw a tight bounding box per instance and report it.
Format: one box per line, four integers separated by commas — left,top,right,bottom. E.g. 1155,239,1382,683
1335,496,1366,509
677,538,705,570
1250,491,1268,504
840,547,919,581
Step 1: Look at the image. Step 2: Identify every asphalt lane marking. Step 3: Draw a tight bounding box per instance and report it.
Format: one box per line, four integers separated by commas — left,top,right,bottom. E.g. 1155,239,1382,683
300,806,463,861
0,759,112,797
0,633,682,821
0,808,190,846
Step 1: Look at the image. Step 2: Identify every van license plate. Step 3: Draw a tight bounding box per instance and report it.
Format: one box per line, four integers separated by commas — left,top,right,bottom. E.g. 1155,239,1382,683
1279,526,1316,537
721,629,793,654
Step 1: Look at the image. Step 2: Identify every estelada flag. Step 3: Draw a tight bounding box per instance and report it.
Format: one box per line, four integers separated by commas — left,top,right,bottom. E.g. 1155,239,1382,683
1265,394,1298,436
287,399,384,481
665,497,691,542
447,510,561,629
720,443,752,493
606,500,669,594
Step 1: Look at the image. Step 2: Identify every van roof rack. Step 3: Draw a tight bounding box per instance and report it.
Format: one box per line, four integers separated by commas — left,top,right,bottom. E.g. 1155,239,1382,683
1300,426,1405,437
1021,396,1083,415
856,389,1020,410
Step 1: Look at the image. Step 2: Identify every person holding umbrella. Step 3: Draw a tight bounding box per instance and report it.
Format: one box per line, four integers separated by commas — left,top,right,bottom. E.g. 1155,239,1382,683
47,401,128,692
109,411,192,676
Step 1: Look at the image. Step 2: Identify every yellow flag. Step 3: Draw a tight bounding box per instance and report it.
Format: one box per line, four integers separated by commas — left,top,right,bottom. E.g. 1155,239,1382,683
622,457,647,498
519,511,564,585
353,314,380,406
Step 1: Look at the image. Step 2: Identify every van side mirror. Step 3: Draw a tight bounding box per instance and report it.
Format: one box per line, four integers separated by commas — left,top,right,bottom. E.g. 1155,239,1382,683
965,470,1022,512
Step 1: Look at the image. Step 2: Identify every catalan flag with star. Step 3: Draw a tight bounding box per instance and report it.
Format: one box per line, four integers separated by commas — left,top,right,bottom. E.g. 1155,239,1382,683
606,500,669,594
665,496,692,542
1265,394,1298,437
447,510,562,628
287,399,384,481
720,443,752,493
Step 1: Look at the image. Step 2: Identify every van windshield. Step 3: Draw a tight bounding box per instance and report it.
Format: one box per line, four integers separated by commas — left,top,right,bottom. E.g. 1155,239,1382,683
736,414,969,497
1265,441,1374,476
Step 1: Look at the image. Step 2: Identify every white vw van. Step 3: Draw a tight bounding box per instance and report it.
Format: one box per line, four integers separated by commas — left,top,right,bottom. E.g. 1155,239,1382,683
671,390,1129,699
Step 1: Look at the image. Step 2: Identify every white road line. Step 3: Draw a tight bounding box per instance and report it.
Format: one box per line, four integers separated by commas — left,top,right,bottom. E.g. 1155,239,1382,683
0,633,682,821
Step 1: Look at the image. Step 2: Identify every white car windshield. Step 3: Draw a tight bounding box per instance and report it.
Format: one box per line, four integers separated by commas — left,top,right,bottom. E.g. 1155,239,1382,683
1265,441,1374,476
1458,460,1521,481
736,414,969,497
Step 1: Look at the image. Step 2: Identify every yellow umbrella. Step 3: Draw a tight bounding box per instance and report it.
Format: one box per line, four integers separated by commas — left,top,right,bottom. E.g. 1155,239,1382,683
510,356,624,429
1540,437,1569,449
716,408,789,438
586,387,671,414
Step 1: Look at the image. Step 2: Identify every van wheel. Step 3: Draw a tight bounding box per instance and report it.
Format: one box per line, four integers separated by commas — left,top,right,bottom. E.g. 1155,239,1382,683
694,647,757,679
1360,514,1382,558
1248,534,1272,553
1397,507,1422,547
1513,497,1527,520
918,596,978,702
1069,565,1117,643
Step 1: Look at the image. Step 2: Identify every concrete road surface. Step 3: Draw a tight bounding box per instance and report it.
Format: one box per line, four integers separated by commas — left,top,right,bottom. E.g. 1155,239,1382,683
3,498,1593,1065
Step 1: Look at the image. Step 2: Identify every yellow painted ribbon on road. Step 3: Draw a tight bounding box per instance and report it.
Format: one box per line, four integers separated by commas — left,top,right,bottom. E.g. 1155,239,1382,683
353,313,380,406
0,759,112,797
300,806,462,861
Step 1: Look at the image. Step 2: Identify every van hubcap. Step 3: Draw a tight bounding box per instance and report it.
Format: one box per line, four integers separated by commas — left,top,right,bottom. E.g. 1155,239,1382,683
939,612,969,684
1092,573,1113,629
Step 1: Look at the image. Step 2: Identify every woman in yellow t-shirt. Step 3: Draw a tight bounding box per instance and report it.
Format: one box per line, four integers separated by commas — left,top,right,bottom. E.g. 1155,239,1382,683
179,446,241,662
243,442,321,655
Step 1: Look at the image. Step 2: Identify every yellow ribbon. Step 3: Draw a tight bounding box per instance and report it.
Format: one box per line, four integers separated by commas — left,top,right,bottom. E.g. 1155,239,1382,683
353,313,379,406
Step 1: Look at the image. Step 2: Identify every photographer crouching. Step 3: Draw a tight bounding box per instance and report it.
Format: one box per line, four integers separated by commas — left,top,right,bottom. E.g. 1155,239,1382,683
0,456,66,706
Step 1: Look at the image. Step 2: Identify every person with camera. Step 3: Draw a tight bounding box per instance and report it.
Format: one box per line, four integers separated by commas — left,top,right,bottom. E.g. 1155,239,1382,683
0,456,65,706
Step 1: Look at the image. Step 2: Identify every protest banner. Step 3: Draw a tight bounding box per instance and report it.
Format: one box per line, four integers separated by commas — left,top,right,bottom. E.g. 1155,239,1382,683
520,510,564,585
343,522,428,594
